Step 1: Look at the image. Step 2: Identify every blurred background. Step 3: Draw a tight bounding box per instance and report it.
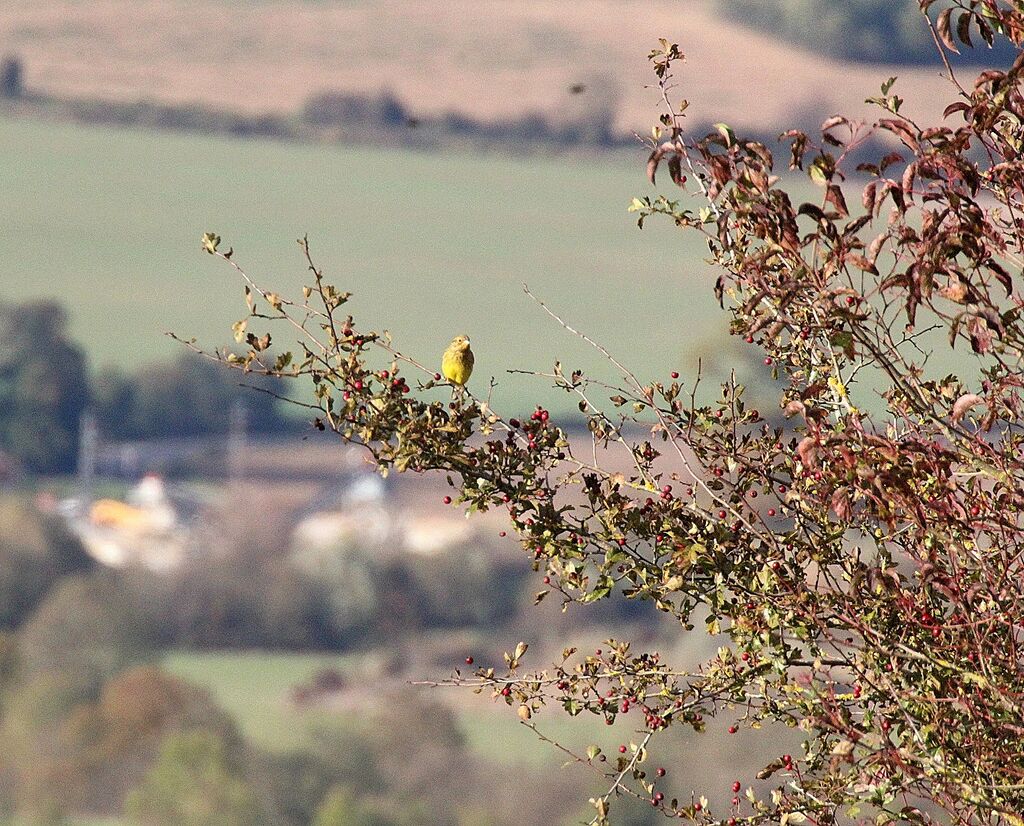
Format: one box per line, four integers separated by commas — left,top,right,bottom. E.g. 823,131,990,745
0,2,996,824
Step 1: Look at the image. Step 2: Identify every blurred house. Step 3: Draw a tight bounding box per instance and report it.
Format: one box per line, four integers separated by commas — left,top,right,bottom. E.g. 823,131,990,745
291,470,476,556
292,472,392,552
402,514,473,555
61,474,196,571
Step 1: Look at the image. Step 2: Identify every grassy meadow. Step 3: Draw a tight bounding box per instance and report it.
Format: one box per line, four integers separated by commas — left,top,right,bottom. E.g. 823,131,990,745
159,647,790,817
0,116,729,416
161,649,607,767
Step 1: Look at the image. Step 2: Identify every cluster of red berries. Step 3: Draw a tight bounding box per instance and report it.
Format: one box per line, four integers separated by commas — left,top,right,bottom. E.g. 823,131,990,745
383,370,410,394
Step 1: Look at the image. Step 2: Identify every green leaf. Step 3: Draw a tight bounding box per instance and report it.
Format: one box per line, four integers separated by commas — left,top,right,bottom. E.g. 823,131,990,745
713,122,737,147
809,160,830,186
201,232,221,254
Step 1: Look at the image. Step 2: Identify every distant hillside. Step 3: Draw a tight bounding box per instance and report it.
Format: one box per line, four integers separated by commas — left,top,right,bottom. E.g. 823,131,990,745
0,1,978,139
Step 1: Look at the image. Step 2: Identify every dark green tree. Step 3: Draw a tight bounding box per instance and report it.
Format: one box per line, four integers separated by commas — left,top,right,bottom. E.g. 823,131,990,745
93,353,287,440
17,574,154,691
312,787,404,826
0,57,22,99
125,729,267,826
0,300,89,473
0,498,93,630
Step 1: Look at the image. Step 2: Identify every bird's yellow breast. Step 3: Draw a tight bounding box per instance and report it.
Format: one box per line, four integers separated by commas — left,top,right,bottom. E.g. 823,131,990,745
442,346,474,386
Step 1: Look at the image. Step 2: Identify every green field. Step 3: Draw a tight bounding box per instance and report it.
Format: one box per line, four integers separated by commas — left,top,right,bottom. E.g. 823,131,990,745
0,116,726,416
162,649,606,767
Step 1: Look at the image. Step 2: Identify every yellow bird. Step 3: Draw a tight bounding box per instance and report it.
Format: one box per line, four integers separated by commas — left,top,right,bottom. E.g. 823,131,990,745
441,334,474,393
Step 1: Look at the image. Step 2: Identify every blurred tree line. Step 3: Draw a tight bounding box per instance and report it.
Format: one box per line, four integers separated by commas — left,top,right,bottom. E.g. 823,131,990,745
714,0,1016,64
0,299,291,474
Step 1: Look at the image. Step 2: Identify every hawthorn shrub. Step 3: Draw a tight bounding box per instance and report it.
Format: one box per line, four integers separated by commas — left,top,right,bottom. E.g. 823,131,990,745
196,1,1024,823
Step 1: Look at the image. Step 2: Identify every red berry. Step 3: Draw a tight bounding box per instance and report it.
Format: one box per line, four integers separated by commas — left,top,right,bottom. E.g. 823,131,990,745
443,496,452,505
433,372,441,380
767,508,776,517
728,725,738,734
465,657,474,665
619,745,627,753
732,781,741,793
671,371,679,379
764,357,773,366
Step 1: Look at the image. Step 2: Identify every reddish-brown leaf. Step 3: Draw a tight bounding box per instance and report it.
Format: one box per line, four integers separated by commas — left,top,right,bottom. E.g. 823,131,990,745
988,260,1013,297
951,393,984,422
937,7,960,54
957,11,973,48
821,115,848,132
826,184,849,217
862,182,878,214
646,149,661,185
831,488,852,521
796,437,819,470
880,151,905,172
902,162,917,201
848,254,879,275
943,101,970,118
879,120,919,152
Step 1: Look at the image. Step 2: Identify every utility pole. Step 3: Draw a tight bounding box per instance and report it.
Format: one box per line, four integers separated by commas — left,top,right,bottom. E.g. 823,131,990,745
227,400,247,487
78,410,98,504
